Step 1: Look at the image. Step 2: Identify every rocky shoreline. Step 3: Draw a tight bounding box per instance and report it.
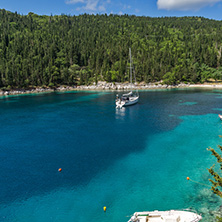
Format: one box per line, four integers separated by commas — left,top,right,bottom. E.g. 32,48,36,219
0,81,222,96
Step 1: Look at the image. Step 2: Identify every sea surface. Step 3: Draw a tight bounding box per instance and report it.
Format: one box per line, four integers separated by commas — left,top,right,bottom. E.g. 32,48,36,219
0,89,222,221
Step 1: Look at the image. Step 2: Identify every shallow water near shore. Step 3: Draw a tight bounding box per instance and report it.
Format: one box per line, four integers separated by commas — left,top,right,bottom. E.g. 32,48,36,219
1,89,222,221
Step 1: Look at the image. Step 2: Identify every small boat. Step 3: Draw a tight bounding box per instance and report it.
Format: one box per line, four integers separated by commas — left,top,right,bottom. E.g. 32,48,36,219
116,91,139,108
219,114,222,120
128,210,202,222
116,48,139,109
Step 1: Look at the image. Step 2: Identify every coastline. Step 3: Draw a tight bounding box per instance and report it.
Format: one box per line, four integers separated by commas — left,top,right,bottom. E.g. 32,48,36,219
1,82,222,96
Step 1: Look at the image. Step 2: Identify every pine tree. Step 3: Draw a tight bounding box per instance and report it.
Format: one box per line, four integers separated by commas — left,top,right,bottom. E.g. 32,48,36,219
208,141,222,197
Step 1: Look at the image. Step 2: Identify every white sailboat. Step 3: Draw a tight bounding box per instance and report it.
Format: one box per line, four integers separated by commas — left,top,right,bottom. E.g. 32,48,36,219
116,48,139,109
128,210,202,222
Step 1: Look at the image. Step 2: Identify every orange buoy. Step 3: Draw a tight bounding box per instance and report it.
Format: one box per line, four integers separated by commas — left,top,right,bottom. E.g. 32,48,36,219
187,177,190,180
58,168,62,172
103,206,106,212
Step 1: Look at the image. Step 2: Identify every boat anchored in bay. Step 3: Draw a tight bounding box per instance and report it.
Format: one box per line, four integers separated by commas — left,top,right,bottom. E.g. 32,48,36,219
128,209,202,222
116,48,139,109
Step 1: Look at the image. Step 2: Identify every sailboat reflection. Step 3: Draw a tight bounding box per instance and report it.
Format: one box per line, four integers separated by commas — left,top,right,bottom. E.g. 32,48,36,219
115,106,126,119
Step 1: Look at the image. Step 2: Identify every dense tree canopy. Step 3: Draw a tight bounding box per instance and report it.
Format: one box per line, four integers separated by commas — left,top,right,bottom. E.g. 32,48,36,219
1,9,222,88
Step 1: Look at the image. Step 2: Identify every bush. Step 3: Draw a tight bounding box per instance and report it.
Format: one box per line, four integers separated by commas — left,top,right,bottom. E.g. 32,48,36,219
48,82,54,88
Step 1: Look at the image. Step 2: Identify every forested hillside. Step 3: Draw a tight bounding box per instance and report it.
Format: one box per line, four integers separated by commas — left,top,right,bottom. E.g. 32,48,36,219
1,9,222,88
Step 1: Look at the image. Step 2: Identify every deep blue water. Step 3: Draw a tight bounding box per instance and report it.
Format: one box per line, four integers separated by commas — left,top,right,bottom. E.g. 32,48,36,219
0,89,222,221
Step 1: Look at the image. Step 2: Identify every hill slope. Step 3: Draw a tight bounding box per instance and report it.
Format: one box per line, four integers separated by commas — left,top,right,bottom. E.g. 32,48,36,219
1,9,222,87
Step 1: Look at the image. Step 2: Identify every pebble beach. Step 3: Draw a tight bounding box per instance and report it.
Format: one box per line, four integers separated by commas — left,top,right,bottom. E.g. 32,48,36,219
1,81,222,96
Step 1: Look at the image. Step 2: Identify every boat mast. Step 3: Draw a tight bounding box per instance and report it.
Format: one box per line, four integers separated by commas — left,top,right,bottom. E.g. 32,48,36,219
129,48,132,91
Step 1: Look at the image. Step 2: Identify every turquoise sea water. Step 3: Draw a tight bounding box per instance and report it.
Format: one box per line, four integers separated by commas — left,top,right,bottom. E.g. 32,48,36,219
1,89,222,221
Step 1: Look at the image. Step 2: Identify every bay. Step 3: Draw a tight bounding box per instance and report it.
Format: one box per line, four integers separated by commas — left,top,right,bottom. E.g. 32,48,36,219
0,89,222,221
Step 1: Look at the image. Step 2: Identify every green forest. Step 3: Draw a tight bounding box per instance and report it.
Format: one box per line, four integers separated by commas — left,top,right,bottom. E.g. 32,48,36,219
1,9,222,88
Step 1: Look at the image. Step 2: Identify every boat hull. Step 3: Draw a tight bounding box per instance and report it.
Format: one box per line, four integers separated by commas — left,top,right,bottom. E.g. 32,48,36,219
123,96,139,107
116,96,139,108
128,210,202,222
